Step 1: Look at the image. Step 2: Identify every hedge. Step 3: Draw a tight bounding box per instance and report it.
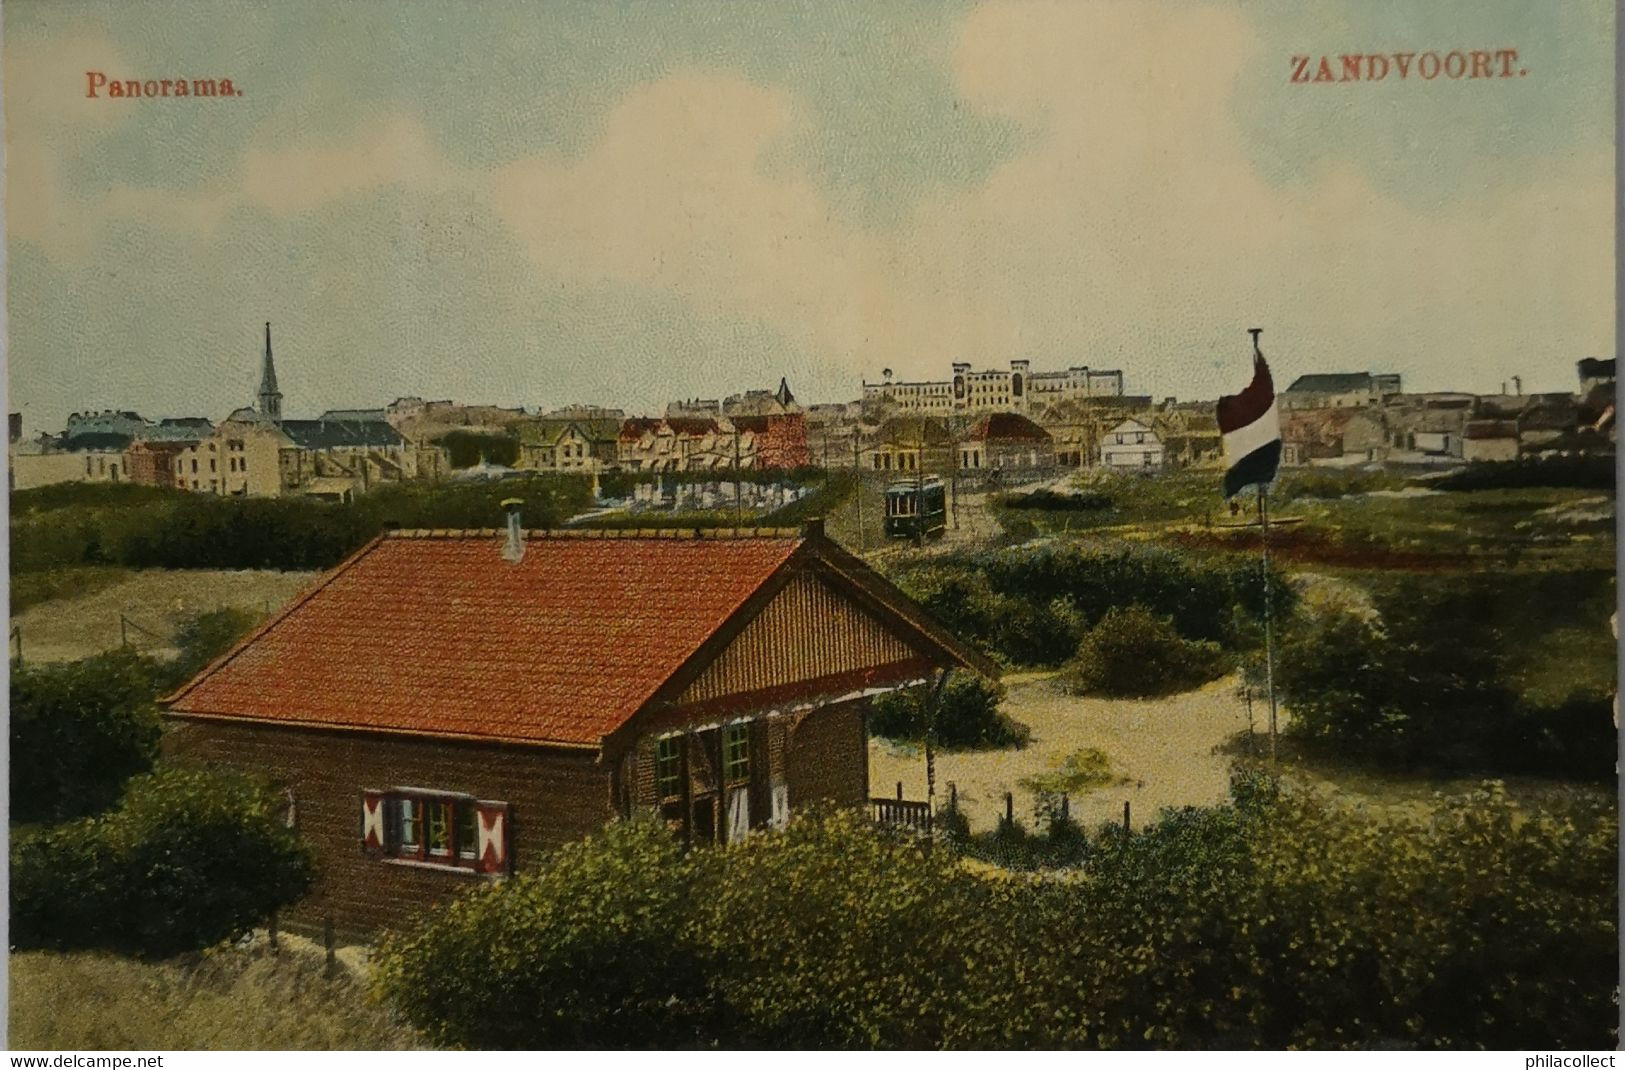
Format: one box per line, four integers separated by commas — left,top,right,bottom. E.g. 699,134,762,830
373,776,1617,1049
12,768,315,958
890,544,1291,669
10,650,163,824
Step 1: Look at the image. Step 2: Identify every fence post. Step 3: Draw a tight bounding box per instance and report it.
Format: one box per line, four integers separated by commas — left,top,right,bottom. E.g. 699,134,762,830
948,782,957,812
323,915,336,978
1123,800,1131,833
896,780,904,801
1061,794,1070,821
1005,792,1014,824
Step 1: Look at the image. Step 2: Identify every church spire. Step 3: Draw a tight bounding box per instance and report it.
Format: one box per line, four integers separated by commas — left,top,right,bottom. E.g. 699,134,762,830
258,321,283,422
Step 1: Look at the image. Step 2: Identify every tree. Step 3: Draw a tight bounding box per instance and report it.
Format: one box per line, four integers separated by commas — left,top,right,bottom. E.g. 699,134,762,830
869,674,1026,750
1060,604,1231,698
10,651,162,824
11,768,314,958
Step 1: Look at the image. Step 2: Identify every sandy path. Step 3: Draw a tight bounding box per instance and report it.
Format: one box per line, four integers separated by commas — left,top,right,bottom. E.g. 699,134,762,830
869,673,1258,833
10,569,318,663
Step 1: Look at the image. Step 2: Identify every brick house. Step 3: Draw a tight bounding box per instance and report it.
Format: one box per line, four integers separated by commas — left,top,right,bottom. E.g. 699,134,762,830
960,413,1055,471
161,518,993,937
730,413,810,470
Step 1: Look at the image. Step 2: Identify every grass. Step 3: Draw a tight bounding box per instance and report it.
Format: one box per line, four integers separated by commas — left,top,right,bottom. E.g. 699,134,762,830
1223,732,1618,825
10,565,131,614
9,943,422,1050
1018,746,1130,796
9,567,317,663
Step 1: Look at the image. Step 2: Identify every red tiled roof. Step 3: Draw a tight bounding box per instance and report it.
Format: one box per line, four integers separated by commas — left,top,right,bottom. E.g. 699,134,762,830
165,531,804,747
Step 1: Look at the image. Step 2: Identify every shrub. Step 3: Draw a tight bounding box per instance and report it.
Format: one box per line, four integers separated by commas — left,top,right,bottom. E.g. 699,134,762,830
10,650,163,824
1433,454,1615,492
698,809,999,1048
889,544,1293,669
1277,577,1617,778
868,674,1027,750
375,780,1617,1048
1000,488,1112,511
373,820,719,1049
1020,747,1127,796
11,768,314,958
1060,605,1231,698
433,430,520,469
10,476,595,574
164,606,265,688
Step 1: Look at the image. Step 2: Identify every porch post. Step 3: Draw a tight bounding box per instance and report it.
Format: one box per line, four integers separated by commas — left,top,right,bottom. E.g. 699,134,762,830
926,667,952,834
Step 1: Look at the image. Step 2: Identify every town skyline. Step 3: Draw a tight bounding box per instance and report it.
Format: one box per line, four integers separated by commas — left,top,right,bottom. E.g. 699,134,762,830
6,0,1613,427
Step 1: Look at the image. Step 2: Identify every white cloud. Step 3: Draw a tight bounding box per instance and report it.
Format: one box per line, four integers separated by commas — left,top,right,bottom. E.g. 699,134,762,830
10,0,1613,411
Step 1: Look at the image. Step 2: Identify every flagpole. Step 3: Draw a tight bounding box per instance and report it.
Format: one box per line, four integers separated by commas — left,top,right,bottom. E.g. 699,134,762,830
1257,482,1278,763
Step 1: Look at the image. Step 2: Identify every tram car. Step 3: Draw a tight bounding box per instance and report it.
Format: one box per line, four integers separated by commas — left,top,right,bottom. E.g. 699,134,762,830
883,477,947,540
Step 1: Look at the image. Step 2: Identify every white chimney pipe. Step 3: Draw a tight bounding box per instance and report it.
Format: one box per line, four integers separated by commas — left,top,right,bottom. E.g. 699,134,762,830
501,497,525,563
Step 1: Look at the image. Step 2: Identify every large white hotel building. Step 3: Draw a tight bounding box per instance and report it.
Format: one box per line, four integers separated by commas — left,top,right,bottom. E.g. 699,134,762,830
861,360,1126,414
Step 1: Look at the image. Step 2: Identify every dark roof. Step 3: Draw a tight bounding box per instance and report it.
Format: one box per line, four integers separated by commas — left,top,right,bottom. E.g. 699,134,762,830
618,417,668,442
965,413,1051,444
159,416,214,429
60,432,133,452
318,408,388,423
871,416,953,447
730,413,804,434
163,529,996,747
1284,373,1377,394
1465,420,1519,440
1577,357,1616,379
279,420,404,449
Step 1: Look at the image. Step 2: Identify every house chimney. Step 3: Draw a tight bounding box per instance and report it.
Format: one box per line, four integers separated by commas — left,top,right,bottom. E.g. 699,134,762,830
501,498,525,562
1513,375,1522,396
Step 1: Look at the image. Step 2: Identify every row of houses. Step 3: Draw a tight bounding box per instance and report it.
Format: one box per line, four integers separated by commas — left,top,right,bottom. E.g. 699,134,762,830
845,405,1218,476
1280,383,1615,467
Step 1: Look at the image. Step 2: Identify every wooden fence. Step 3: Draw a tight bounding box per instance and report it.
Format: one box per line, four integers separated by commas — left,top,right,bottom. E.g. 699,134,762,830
871,780,932,833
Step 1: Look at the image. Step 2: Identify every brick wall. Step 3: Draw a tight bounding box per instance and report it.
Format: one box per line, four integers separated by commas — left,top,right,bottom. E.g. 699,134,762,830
162,719,613,939
785,700,869,810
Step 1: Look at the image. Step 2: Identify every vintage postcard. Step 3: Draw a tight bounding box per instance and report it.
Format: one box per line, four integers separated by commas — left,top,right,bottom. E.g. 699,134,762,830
3,0,1617,1055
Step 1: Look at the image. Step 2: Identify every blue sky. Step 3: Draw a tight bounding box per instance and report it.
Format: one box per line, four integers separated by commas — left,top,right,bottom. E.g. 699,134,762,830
5,0,1614,428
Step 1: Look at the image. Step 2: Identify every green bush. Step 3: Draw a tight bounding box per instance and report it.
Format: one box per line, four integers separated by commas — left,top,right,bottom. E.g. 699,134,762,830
698,809,998,1047
1433,454,1615,491
10,651,163,824
1277,578,1616,777
11,768,314,958
373,820,719,1049
889,544,1293,669
868,674,1027,750
164,606,265,689
1060,605,1232,698
999,488,1112,511
374,778,1617,1048
10,476,595,574
433,430,520,469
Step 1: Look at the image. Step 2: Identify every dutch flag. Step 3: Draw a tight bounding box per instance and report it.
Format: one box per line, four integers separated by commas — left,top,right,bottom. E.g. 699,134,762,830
1217,352,1282,499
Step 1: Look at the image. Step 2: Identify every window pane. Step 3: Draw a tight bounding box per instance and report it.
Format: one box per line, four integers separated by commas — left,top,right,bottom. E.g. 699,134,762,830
456,801,478,860
724,724,750,783
427,801,451,856
656,737,682,799
398,798,419,849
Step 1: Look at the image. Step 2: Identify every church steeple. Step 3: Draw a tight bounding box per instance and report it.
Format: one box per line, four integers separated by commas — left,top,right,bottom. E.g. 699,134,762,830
258,321,283,423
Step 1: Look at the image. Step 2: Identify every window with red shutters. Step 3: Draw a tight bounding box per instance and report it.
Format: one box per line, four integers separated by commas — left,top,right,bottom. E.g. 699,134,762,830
360,789,509,875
